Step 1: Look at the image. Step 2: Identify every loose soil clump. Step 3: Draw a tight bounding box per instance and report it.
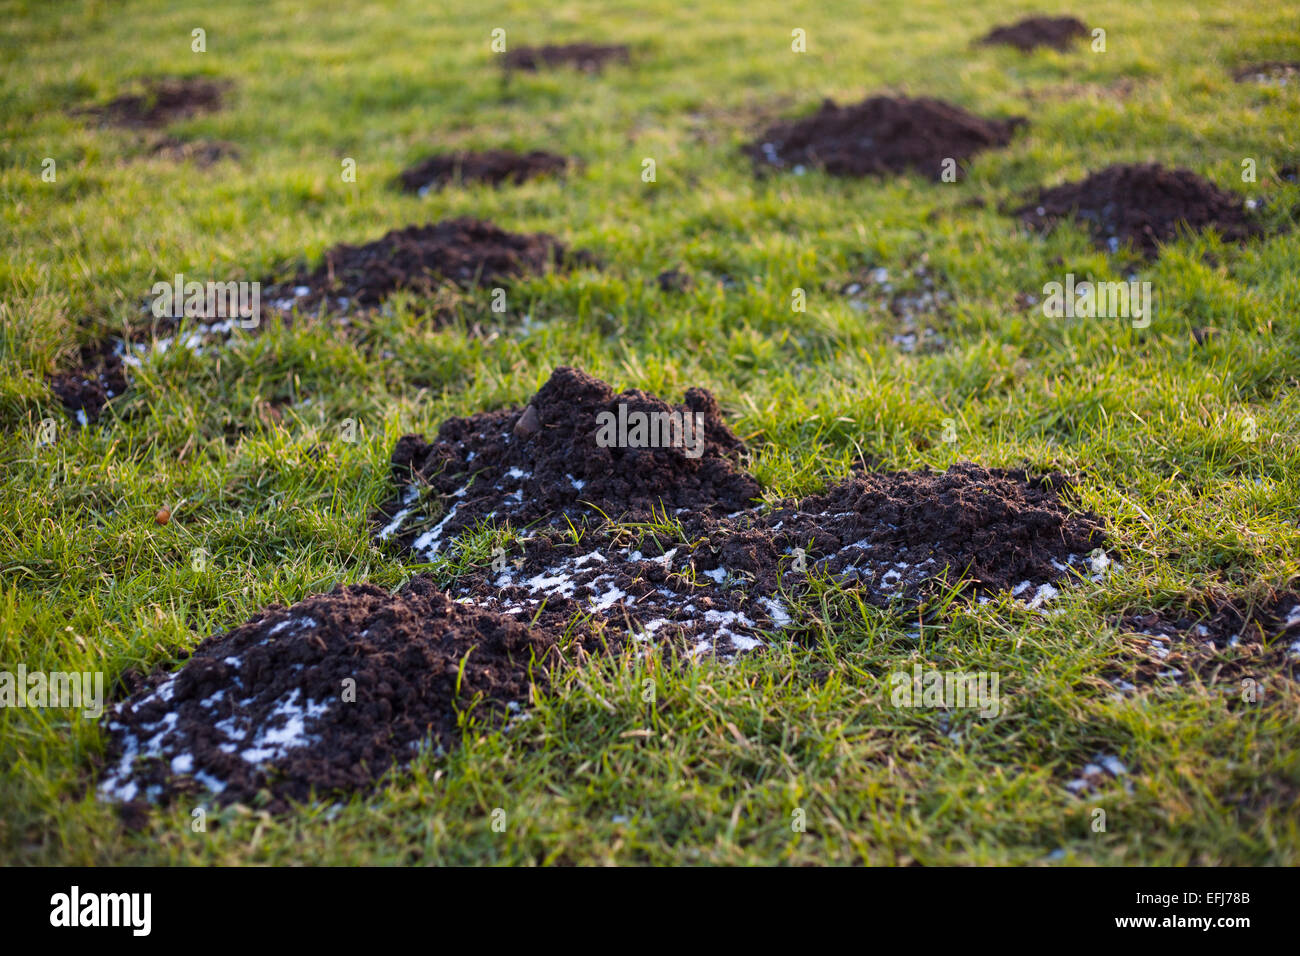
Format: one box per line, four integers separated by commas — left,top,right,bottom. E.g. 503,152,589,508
48,340,129,425
397,150,570,194
378,367,1105,656
1016,163,1260,257
980,16,1088,52
99,578,567,811
745,96,1025,179
274,217,576,309
81,76,228,128
502,43,630,73
1110,591,1300,695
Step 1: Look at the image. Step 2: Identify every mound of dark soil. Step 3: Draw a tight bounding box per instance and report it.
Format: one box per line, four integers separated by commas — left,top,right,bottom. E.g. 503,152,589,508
503,43,630,72
763,463,1102,594
280,217,574,308
1233,61,1300,85
99,578,565,811
383,365,760,556
745,96,1025,179
48,340,128,424
1016,163,1260,256
433,461,1104,657
148,137,240,166
1112,591,1299,693
397,150,569,193
377,367,1105,656
82,76,228,128
980,16,1088,52
656,269,693,293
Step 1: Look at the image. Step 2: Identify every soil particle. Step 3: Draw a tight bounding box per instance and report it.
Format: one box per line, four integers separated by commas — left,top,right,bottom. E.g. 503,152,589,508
80,76,228,128
980,16,1088,53
745,95,1025,180
275,217,575,309
502,43,630,73
48,340,129,424
397,150,569,194
1110,591,1300,695
1015,163,1261,257
98,578,569,810
1233,61,1300,86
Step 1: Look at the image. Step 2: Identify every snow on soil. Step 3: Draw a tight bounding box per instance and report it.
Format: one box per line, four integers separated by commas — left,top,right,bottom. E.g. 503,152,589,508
97,617,328,803
1065,753,1132,795
377,430,1109,657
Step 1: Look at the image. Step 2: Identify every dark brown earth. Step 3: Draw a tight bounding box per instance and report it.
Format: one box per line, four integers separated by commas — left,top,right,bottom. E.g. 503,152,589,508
1233,61,1300,84
122,218,576,350
418,463,1105,659
764,464,1101,594
980,16,1088,52
1111,591,1299,694
1015,163,1261,257
99,368,1107,814
80,76,228,128
745,96,1026,179
377,367,1104,655
101,578,571,812
48,340,129,423
278,217,576,308
502,43,630,73
397,150,570,193
656,269,693,293
386,365,761,544
148,137,240,166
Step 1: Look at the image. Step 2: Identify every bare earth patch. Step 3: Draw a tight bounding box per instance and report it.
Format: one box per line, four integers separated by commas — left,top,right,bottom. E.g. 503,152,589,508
147,137,240,167
1233,61,1300,86
269,217,578,311
48,339,129,425
502,43,630,73
79,75,229,128
98,368,1107,813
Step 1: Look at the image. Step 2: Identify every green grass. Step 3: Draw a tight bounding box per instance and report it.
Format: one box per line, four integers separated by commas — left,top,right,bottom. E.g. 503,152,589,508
2,0,1299,865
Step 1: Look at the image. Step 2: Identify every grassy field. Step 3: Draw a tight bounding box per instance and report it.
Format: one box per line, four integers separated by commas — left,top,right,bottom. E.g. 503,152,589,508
2,0,1299,865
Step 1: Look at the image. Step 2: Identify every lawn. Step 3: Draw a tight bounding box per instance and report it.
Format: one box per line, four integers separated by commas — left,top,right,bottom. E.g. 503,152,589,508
1,0,1298,865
